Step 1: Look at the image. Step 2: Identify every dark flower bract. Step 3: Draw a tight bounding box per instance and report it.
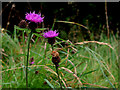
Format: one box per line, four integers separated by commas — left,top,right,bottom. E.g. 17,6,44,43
18,20,28,28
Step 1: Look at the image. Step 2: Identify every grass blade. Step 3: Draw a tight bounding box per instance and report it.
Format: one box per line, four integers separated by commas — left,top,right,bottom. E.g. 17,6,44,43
44,79,54,88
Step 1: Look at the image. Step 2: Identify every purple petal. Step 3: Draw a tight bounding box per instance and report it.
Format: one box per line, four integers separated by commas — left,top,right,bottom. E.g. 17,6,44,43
25,11,44,23
43,30,59,38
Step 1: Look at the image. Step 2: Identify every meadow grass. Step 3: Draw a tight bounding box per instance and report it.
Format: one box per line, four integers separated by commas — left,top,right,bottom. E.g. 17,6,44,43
1,25,119,89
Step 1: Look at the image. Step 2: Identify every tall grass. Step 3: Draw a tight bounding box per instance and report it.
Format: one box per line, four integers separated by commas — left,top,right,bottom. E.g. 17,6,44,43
1,24,119,88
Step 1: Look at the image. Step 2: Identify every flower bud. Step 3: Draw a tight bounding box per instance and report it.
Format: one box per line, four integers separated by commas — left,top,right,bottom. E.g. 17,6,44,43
35,71,39,74
29,57,34,65
18,20,28,28
51,51,60,67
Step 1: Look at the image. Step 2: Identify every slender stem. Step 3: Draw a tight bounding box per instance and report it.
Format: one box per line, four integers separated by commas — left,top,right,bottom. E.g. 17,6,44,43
44,41,47,60
51,44,54,51
105,1,110,39
56,65,62,89
26,30,33,88
51,44,62,89
22,31,25,65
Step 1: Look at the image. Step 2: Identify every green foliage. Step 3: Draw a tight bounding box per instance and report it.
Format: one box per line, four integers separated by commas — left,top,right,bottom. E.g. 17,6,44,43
1,24,119,89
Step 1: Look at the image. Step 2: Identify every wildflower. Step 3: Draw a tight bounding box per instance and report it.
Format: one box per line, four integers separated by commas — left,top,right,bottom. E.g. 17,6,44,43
43,30,59,38
29,61,34,65
29,57,34,65
51,51,60,67
43,30,59,45
25,11,44,23
18,20,28,28
51,51,62,89
25,11,44,30
35,71,39,74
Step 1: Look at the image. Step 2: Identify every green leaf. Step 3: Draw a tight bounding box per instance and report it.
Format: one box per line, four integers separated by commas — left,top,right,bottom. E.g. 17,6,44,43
80,69,98,77
15,54,26,57
33,33,42,37
44,79,54,88
35,28,47,32
15,26,29,31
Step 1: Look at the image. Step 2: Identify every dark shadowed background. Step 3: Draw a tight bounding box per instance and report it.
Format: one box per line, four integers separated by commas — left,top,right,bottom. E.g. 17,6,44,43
2,2,119,41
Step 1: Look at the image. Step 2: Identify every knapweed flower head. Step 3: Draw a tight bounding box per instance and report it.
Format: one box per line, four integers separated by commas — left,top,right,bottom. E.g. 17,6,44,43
29,57,34,65
35,71,39,74
43,30,59,38
25,11,44,23
18,20,28,28
51,51,61,67
29,61,34,65
43,30,59,45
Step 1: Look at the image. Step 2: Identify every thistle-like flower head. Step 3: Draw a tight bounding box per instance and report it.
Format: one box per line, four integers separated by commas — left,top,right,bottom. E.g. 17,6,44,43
25,11,44,23
29,57,34,65
43,30,59,38
51,51,60,66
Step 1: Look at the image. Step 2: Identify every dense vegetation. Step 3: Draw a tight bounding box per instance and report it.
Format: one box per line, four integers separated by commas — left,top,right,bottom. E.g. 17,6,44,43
1,2,119,89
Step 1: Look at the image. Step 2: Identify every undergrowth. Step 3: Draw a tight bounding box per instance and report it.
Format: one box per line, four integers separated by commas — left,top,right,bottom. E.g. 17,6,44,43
1,23,119,89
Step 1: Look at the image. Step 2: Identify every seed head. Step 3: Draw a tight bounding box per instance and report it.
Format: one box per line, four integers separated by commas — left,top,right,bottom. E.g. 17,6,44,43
18,20,28,28
51,51,60,66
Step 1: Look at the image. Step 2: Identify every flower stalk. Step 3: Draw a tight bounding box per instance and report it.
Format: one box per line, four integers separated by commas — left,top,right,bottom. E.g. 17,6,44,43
55,65,62,89
51,44,54,51
51,51,62,89
25,11,44,88
26,30,33,88
42,27,62,89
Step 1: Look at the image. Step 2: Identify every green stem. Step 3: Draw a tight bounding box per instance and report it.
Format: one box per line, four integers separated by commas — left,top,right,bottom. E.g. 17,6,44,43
51,44,54,51
22,31,25,65
56,65,62,89
26,30,33,88
44,41,47,60
51,43,62,89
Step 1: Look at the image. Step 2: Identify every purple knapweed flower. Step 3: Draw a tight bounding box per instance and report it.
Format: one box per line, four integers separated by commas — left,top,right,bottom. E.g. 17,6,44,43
25,11,44,23
29,61,34,65
43,30,59,45
43,30,59,38
29,57,34,65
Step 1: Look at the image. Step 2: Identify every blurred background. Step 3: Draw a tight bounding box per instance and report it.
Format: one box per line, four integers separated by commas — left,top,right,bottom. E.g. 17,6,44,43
2,2,120,41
